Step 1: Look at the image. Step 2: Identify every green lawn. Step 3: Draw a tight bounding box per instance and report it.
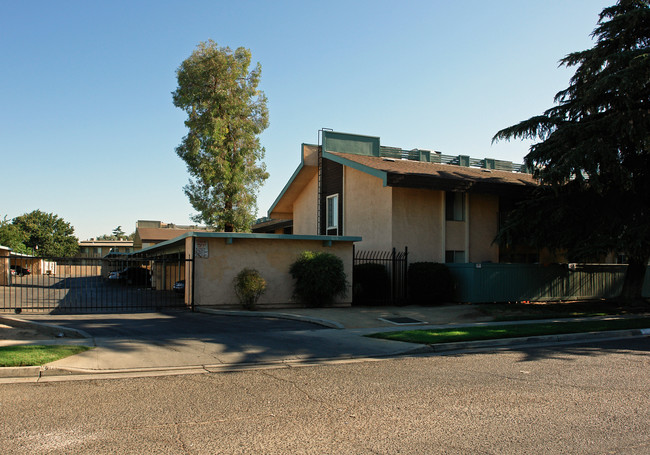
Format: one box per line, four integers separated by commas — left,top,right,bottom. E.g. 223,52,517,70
0,345,92,367
368,317,650,345
477,300,650,321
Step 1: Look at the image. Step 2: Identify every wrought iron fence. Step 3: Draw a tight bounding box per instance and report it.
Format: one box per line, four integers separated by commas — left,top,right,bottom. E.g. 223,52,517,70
0,255,191,313
353,247,408,305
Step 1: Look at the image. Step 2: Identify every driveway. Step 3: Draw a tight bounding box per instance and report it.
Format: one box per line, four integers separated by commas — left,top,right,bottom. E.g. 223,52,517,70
18,310,410,372
27,310,325,338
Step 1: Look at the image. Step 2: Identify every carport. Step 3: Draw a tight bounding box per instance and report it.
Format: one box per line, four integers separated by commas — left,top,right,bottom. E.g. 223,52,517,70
135,232,361,310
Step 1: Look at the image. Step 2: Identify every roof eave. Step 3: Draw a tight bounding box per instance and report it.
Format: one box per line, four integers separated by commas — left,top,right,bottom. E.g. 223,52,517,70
322,151,388,186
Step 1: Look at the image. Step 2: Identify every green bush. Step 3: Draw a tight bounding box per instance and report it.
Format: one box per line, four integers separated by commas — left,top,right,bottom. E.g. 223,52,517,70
408,262,452,305
233,268,267,310
289,251,348,307
353,263,390,305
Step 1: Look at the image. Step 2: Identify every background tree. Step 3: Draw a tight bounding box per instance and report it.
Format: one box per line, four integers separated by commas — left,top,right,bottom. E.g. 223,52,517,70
112,226,126,239
12,210,79,257
0,216,29,254
173,41,269,232
96,227,134,241
493,0,650,301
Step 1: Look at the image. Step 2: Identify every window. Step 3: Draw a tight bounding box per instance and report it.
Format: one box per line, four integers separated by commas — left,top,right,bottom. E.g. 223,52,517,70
446,192,465,221
326,194,339,230
445,250,466,263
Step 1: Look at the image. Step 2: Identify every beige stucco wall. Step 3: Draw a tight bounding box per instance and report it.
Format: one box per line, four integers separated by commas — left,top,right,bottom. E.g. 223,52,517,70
193,237,354,309
445,220,466,252
0,246,10,286
392,187,445,263
344,167,392,251
292,173,318,235
468,193,499,263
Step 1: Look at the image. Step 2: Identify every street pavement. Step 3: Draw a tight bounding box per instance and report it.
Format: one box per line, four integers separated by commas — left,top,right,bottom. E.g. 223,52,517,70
1,304,649,382
1,337,649,454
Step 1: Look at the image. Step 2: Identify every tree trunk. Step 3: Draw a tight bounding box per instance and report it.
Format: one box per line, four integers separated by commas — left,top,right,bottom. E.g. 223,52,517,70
619,256,649,303
224,197,234,232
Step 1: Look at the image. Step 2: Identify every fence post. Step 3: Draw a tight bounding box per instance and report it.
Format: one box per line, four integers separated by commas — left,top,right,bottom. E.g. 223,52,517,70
404,246,408,304
191,236,196,312
391,248,396,304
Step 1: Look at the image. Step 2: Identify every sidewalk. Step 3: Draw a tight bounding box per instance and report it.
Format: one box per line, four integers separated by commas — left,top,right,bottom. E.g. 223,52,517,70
1,305,648,383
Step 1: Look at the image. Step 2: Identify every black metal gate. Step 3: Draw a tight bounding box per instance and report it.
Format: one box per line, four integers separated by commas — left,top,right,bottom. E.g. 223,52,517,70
353,247,408,305
1,255,192,314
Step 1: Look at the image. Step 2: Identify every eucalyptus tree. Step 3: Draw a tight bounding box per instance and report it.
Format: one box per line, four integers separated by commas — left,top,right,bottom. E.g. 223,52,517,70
173,41,269,232
493,0,650,300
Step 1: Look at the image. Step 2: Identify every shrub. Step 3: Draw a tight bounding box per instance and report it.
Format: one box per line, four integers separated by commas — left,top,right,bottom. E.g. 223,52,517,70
408,262,452,305
289,251,348,307
353,262,390,305
233,268,267,310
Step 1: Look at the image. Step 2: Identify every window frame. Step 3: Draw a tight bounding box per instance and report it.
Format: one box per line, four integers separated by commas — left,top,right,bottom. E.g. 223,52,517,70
326,193,339,230
445,191,466,222
445,250,466,264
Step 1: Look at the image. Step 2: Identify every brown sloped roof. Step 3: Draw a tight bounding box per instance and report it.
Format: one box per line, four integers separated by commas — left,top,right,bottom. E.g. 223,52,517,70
136,228,198,243
327,152,538,194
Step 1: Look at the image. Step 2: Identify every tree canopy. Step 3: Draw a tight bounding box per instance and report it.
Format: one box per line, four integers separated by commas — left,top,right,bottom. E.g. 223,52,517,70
7,210,79,257
0,216,29,254
173,41,269,232
493,0,650,300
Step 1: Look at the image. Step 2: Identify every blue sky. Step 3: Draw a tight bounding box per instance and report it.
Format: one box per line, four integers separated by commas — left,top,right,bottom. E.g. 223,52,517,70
1,0,612,240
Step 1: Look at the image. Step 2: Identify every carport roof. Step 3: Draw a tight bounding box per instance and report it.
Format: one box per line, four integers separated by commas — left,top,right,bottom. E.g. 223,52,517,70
131,231,363,257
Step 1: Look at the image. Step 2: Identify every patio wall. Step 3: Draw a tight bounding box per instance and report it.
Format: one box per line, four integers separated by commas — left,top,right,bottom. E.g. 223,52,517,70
188,235,357,309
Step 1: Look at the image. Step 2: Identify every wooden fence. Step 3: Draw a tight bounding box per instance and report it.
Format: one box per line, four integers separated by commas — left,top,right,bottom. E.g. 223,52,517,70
445,263,650,303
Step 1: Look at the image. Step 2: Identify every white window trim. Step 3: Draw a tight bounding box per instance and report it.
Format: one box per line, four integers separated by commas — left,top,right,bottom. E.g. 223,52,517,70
326,193,339,230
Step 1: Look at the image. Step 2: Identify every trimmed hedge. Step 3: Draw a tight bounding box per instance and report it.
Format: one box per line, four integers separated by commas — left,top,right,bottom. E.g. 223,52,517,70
289,251,348,307
408,262,452,305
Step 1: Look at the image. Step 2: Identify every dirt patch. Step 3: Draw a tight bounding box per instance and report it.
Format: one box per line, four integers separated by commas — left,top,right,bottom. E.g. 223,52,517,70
0,323,58,342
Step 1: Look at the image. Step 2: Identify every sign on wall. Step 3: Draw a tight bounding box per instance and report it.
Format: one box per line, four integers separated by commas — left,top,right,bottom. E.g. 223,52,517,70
195,239,209,258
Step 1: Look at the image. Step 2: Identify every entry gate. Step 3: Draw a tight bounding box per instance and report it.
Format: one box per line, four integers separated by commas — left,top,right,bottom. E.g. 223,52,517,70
0,255,192,313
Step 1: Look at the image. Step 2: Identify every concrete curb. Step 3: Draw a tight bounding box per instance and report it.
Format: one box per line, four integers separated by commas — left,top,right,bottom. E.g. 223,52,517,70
0,316,92,339
196,307,345,329
399,328,650,355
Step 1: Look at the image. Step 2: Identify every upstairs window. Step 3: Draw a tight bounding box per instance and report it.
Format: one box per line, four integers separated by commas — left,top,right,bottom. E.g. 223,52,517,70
446,192,465,221
326,194,339,230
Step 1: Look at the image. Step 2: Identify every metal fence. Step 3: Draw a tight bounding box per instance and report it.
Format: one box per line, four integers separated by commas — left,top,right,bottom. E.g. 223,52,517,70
446,263,650,303
0,255,191,313
353,247,408,305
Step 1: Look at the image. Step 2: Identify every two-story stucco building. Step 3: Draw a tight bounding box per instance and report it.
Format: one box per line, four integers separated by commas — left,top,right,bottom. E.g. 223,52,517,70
269,131,541,264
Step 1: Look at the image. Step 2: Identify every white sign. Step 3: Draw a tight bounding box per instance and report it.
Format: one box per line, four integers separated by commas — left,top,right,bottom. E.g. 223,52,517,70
195,239,208,258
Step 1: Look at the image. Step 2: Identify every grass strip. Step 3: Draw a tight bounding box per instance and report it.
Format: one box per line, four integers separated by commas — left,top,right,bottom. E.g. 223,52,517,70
367,317,650,345
477,301,650,322
0,345,92,367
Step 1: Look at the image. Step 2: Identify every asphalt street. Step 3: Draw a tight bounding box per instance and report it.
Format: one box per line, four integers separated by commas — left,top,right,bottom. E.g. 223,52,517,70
2,338,649,454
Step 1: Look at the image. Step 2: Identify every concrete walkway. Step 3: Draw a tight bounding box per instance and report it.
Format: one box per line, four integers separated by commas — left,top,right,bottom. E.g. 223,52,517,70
1,305,649,383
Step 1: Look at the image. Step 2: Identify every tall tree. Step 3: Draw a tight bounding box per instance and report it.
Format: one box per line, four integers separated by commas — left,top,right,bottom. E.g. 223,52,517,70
173,41,269,232
493,0,650,301
12,210,79,257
